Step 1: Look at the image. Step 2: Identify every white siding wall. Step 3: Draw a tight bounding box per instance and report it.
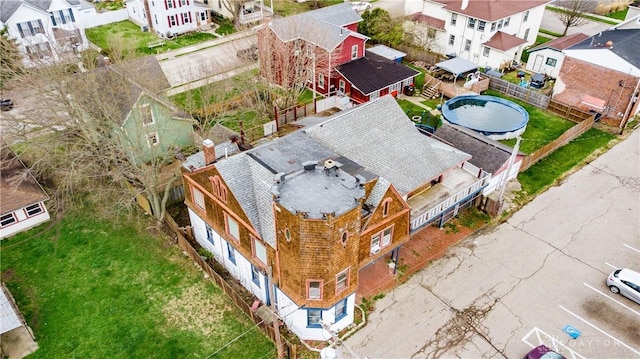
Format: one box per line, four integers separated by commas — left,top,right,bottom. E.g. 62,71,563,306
275,288,356,341
526,49,564,78
564,49,640,77
0,203,50,239
188,208,268,303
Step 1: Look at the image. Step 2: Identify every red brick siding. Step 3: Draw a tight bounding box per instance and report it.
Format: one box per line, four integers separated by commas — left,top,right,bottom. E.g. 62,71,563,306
554,57,638,126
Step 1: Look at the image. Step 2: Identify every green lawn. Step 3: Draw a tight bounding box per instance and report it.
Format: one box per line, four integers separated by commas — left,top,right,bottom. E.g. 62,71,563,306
85,20,216,57
272,0,344,16
521,35,552,63
606,8,628,20
0,211,274,359
484,90,575,154
517,128,615,198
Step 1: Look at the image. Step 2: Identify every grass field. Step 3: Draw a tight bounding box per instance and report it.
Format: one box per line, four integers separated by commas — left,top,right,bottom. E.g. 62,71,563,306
0,210,274,359
517,128,616,198
85,20,216,57
484,89,575,154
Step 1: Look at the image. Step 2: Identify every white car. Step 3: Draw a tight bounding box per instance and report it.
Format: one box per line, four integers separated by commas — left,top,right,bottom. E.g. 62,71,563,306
606,268,640,304
351,1,371,12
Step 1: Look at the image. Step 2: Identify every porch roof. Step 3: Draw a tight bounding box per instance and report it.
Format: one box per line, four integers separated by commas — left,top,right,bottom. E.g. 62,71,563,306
435,57,478,76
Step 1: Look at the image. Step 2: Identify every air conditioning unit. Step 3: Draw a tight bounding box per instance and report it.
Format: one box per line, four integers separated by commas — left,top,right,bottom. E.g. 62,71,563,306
370,245,380,255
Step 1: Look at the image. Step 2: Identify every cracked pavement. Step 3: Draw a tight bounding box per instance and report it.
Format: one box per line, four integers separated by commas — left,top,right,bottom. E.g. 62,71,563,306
345,130,640,358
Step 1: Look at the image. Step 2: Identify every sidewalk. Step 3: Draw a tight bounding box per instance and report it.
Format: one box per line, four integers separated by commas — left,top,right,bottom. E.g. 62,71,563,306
156,29,256,61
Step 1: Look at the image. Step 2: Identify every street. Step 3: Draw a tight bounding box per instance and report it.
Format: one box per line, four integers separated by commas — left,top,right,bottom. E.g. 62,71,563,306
345,130,640,358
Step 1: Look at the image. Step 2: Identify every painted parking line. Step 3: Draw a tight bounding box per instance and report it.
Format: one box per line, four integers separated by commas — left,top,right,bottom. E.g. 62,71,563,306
559,305,640,356
605,262,618,270
583,282,640,317
623,243,640,255
522,327,586,359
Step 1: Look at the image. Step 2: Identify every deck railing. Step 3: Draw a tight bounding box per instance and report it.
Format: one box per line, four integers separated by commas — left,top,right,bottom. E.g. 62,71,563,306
410,171,490,231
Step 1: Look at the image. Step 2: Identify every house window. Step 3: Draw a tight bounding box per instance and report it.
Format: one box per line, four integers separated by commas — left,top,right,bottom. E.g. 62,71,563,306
371,225,393,254
524,10,529,22
490,22,496,31
307,280,322,299
338,80,345,93
483,46,490,57
251,265,261,287
427,28,436,39
182,12,190,23
0,213,17,228
200,11,208,21
448,35,455,46
545,57,557,67
351,45,358,60
167,0,173,8
477,20,486,31
335,298,348,321
340,231,348,246
225,213,240,241
497,19,503,30
253,237,267,266
25,203,43,217
169,15,176,26
464,39,471,51
205,224,214,245
141,104,154,126
25,43,52,60
504,17,510,27
284,228,291,242
210,176,227,202
227,242,236,264
307,309,322,328
155,15,158,24
524,28,530,41
318,74,325,89
450,13,457,25
467,18,476,29
382,198,391,217
192,187,205,210
146,132,159,147
336,268,349,293
181,0,187,5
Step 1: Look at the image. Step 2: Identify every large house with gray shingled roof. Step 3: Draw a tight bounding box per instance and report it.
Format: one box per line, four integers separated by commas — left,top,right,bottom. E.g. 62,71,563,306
181,95,489,340
0,0,89,67
258,3,419,105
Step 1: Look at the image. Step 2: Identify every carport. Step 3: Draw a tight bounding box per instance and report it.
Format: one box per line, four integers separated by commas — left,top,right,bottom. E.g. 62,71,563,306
435,57,479,82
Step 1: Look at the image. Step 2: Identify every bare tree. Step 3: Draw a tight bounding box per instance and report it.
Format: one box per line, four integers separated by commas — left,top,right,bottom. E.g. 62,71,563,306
0,27,24,89
3,54,189,222
554,0,592,36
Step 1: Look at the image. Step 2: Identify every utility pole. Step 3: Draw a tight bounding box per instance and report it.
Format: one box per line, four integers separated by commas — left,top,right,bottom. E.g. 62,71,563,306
497,135,521,213
268,266,284,359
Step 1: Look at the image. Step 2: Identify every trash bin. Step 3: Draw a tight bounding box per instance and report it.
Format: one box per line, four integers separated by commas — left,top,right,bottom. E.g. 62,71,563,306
404,85,415,96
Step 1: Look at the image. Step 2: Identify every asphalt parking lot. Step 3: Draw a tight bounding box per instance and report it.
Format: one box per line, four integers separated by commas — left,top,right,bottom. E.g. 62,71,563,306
345,130,640,358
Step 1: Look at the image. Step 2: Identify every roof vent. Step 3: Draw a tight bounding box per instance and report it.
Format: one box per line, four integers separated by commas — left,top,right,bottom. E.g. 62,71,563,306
324,159,335,169
302,160,317,171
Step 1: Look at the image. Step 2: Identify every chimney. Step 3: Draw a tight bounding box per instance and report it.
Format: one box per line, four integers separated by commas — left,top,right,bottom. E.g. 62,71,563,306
461,0,469,10
605,40,613,48
203,139,216,165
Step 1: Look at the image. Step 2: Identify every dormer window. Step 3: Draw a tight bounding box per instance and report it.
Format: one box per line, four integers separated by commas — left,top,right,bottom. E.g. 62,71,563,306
467,18,476,29
382,198,391,217
351,45,358,60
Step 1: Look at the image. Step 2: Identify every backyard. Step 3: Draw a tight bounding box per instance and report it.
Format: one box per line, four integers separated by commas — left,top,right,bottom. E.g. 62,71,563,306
85,20,217,57
0,210,274,359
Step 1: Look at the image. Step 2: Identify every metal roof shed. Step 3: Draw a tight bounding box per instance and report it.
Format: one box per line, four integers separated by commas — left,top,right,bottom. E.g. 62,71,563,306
367,45,407,63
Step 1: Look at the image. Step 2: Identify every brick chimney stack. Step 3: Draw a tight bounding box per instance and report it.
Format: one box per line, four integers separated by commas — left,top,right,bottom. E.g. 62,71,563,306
203,139,216,165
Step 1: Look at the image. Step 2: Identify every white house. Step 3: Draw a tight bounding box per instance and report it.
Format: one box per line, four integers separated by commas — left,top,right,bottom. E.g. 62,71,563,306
0,0,89,67
0,148,50,240
525,33,588,78
404,0,550,70
207,0,265,25
126,0,211,38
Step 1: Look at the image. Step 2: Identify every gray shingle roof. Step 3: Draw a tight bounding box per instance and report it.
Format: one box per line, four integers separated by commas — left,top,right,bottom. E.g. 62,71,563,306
305,95,471,196
365,177,391,208
269,3,366,51
182,142,240,171
336,52,420,95
568,29,640,69
433,123,512,174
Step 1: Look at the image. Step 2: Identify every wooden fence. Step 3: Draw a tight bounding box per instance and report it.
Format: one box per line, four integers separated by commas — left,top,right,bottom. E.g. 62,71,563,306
488,77,550,108
546,99,597,123
519,114,595,171
164,214,298,358
274,102,315,128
